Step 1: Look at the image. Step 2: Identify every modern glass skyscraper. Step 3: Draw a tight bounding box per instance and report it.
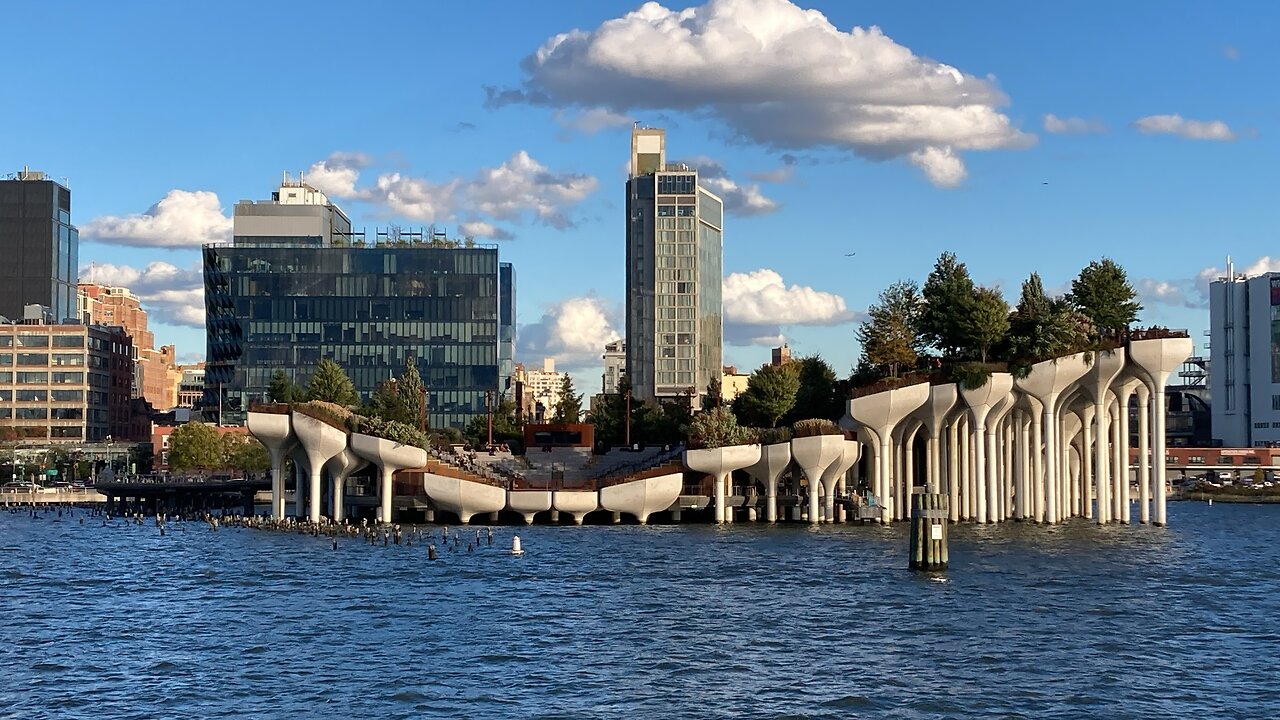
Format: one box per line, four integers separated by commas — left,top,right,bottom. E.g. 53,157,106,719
203,179,511,429
625,128,723,404
0,169,79,323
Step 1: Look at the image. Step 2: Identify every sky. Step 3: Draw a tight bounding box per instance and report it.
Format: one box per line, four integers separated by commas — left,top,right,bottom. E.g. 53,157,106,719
2,0,1277,390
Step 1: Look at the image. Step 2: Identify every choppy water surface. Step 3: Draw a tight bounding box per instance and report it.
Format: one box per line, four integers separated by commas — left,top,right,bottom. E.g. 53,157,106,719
2,503,1278,719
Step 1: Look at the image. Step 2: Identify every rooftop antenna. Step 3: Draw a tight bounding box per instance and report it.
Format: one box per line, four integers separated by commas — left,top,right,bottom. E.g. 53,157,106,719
1226,255,1234,281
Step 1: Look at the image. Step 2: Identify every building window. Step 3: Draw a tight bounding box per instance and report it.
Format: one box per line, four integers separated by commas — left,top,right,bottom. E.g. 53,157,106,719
16,353,47,366
16,372,47,384
1188,456,1205,464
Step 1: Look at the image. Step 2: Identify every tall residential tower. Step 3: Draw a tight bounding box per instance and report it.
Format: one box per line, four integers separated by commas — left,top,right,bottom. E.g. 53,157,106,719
0,168,79,322
624,128,723,405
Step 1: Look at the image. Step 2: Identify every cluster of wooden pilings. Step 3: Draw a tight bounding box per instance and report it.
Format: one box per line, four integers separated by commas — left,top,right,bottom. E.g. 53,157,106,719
843,338,1193,527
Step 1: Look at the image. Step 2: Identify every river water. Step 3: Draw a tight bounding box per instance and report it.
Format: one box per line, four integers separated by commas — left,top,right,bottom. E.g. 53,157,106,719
1,502,1277,719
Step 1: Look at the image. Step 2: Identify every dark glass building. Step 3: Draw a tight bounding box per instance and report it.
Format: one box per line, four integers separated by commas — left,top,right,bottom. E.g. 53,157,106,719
205,241,509,429
0,169,79,323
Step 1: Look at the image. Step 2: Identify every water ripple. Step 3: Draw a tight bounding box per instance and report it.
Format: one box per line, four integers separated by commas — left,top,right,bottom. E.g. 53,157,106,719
1,503,1279,718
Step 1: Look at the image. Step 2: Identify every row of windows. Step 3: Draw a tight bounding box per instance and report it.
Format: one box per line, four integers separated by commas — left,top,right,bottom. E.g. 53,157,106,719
656,205,698,218
0,334,86,348
0,371,86,384
0,352,88,366
654,218,696,231
656,268,695,281
656,372,697,386
658,345,696,359
657,295,697,308
0,389,84,402
656,307,699,321
655,321,699,334
0,408,84,420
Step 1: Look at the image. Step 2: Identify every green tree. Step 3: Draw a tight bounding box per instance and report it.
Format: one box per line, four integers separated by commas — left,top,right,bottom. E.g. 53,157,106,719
1067,258,1142,340
920,252,976,358
702,376,723,411
784,355,842,425
1006,272,1090,365
396,354,426,426
222,433,270,472
551,374,583,423
167,423,224,472
364,380,414,424
734,363,800,428
306,359,358,406
586,376,630,446
463,398,524,449
857,280,922,379
267,370,303,403
965,286,1011,363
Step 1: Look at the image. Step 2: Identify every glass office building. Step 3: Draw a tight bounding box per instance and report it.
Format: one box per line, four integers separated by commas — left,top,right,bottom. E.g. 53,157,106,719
625,128,723,404
205,242,508,429
0,169,79,323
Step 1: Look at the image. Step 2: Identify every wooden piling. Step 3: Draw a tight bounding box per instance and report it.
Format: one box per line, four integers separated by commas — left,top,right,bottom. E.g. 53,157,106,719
909,492,949,571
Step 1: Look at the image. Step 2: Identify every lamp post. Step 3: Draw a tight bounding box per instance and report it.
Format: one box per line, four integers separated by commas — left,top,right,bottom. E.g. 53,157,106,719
486,389,496,448
624,388,632,448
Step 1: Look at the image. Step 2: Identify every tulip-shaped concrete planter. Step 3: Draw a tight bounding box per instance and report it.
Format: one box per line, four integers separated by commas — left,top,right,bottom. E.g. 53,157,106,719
291,411,350,523
247,410,295,520
289,445,312,519
913,384,958,494
1128,336,1194,526
508,489,553,525
552,490,598,525
350,433,428,525
684,444,762,524
746,442,792,522
846,382,930,523
1080,348,1125,523
600,472,684,525
1014,353,1090,524
323,446,368,523
790,434,844,524
960,372,1014,524
818,439,861,523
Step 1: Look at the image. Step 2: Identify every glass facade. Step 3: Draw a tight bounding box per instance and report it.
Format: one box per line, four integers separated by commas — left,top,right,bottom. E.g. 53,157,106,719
0,176,78,322
204,243,510,429
625,166,723,403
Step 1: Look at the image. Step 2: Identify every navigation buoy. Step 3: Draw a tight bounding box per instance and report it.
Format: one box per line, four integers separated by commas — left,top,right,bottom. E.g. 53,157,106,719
428,544,437,561
511,535,524,556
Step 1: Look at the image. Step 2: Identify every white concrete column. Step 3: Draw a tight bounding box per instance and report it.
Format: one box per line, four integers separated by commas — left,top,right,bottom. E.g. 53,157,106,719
379,467,394,525
879,438,892,524
947,418,960,522
1154,388,1169,526
1110,402,1124,522
1081,406,1094,520
1031,411,1044,521
713,473,726,524
270,450,287,520
1016,413,1029,520
1002,419,1014,521
1138,387,1151,524
1094,400,1110,523
1043,399,1058,524
1119,390,1133,523
959,422,971,520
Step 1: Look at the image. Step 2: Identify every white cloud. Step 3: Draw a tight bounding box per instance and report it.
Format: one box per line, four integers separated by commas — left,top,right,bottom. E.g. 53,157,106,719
519,296,622,371
1140,255,1280,310
555,107,634,134
722,268,855,345
908,146,967,188
84,190,232,248
79,261,205,328
304,152,373,198
1043,113,1107,135
678,155,780,216
307,150,598,236
1133,114,1237,141
496,0,1033,187
459,221,514,240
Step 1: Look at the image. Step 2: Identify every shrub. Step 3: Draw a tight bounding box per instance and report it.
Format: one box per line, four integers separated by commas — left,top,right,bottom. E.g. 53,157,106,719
688,407,757,448
791,418,843,438
292,400,352,430
350,415,428,448
756,427,793,445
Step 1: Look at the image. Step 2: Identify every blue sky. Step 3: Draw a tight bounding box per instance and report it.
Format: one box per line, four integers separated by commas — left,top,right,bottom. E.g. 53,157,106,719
2,0,1276,388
